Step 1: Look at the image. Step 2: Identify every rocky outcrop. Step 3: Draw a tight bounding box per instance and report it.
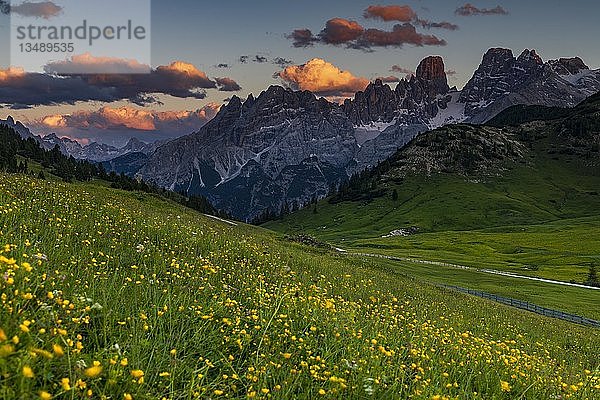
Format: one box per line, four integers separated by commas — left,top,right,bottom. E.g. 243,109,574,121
549,57,589,76
415,55,450,99
139,86,358,220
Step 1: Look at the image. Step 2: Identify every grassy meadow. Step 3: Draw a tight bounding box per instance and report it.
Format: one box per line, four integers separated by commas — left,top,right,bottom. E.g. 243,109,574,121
0,173,598,399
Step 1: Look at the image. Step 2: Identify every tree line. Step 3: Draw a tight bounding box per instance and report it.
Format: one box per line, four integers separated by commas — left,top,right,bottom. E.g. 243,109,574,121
0,125,229,219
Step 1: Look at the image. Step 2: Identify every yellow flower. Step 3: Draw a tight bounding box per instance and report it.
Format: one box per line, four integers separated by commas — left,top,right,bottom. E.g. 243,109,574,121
120,358,128,366
0,344,14,357
0,328,7,341
124,394,133,400
84,365,103,378
170,349,177,356
214,389,224,395
39,391,52,400
318,389,326,395
500,380,511,392
282,352,292,359
52,344,64,357
60,378,71,391
23,365,35,378
131,369,144,379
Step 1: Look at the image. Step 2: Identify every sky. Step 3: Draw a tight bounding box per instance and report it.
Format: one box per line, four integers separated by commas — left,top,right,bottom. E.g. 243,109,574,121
0,0,599,146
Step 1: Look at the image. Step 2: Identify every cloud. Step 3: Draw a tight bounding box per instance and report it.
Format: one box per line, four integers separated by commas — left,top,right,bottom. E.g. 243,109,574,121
44,53,151,74
32,104,222,143
0,57,241,107
390,65,414,75
364,5,416,22
359,23,447,48
278,58,369,97
254,55,268,63
215,63,230,68
287,29,319,48
446,70,458,76
272,57,294,67
320,18,365,45
455,3,509,16
364,5,458,31
215,77,242,92
288,18,447,50
376,75,400,83
417,19,459,30
239,55,249,63
2,1,62,19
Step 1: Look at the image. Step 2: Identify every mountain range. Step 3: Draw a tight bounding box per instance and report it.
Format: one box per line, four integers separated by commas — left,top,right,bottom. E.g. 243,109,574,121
0,116,165,162
4,47,600,220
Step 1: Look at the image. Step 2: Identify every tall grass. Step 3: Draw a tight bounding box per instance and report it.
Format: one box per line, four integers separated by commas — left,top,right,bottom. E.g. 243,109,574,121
0,174,597,399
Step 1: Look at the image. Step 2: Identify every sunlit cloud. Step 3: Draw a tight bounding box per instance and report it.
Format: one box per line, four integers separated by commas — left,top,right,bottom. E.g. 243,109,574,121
278,58,369,97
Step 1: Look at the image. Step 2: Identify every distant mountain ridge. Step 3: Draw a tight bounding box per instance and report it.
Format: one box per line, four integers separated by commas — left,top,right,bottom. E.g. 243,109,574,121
0,116,165,162
3,47,599,221
136,48,600,220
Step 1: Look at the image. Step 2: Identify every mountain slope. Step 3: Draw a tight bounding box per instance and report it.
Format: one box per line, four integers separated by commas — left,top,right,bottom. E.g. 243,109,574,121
0,172,598,399
265,92,600,284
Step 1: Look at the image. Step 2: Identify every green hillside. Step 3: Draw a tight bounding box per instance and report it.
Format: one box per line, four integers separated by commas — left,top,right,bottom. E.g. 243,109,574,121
0,173,598,399
265,99,600,288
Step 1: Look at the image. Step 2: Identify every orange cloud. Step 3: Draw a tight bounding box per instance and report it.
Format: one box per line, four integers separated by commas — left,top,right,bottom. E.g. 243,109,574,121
364,5,416,22
320,18,364,44
156,61,210,79
288,18,447,50
0,67,26,81
45,53,150,74
38,104,221,132
279,58,369,97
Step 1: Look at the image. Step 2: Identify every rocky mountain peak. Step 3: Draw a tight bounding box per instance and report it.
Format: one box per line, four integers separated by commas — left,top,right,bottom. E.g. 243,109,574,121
416,56,449,98
549,57,589,75
517,49,543,65
343,79,398,125
481,47,514,65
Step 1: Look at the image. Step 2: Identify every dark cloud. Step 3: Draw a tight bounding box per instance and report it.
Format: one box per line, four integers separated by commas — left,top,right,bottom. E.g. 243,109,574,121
272,57,294,67
286,29,319,48
358,23,447,49
239,55,249,64
289,19,446,50
320,18,364,45
1,0,62,18
215,63,230,68
376,75,400,83
417,19,459,31
455,3,509,16
288,17,448,50
0,60,241,106
216,77,242,92
390,65,414,75
253,55,268,63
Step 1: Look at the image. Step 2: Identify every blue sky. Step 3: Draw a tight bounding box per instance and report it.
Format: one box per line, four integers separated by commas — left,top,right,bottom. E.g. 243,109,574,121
0,0,599,145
